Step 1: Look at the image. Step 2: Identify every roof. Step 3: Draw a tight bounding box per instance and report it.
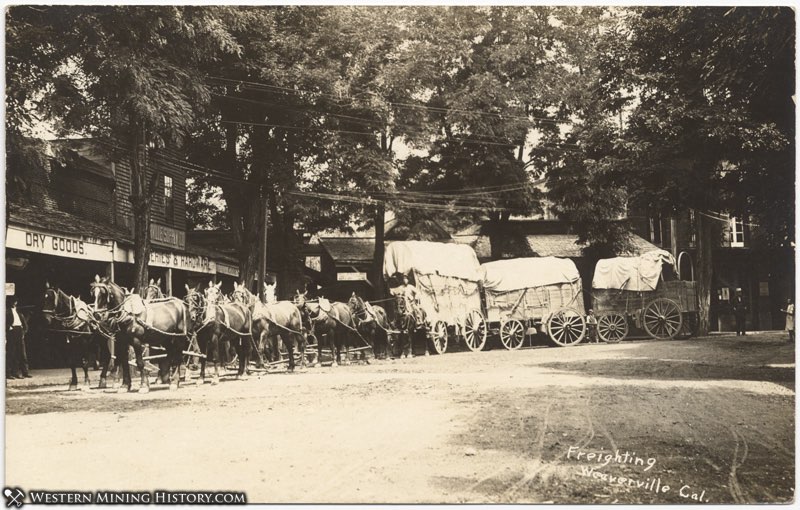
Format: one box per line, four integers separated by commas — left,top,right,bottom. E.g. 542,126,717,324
454,231,661,259
319,237,376,264
7,202,131,242
8,202,236,264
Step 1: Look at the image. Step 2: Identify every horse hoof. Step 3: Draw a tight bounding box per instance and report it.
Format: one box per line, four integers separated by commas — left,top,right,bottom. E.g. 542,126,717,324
212,377,219,386
98,379,107,389
68,384,78,391
196,378,204,386
425,351,430,357
138,386,150,394
169,384,178,392
313,363,321,368
117,386,127,394
80,383,90,392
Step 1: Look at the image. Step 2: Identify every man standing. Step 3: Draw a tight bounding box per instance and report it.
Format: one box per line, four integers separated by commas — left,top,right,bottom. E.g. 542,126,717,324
732,289,748,336
6,296,30,379
401,275,423,327
781,298,794,342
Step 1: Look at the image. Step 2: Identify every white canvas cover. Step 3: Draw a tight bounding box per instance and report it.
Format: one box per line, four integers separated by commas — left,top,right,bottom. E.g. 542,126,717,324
481,257,581,293
592,250,676,291
383,241,482,282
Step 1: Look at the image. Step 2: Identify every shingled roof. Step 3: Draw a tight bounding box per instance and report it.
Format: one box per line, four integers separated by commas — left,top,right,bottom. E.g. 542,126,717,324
319,237,376,264
7,202,131,242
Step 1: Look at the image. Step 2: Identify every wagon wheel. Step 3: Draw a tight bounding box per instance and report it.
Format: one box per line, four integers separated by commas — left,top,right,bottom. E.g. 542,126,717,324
546,308,586,346
463,309,488,352
642,298,683,339
500,319,525,350
597,312,628,343
430,320,448,354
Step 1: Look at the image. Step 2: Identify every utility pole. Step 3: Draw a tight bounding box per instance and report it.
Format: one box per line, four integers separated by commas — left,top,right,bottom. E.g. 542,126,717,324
258,192,268,302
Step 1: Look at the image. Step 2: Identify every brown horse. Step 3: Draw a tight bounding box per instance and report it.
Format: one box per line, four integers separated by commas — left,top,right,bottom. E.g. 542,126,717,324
348,292,393,359
231,283,307,372
293,290,358,367
91,275,189,392
42,283,101,390
197,281,252,384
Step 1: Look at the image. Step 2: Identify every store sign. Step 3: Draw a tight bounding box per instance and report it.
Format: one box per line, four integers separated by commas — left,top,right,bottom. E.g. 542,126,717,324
216,262,240,277
337,272,368,281
150,224,186,250
6,226,113,262
149,250,216,274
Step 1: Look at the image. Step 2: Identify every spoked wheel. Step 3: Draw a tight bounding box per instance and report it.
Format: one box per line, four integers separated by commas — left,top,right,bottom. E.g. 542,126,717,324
642,298,683,339
597,312,628,344
430,320,448,354
500,319,525,350
463,309,488,352
546,308,586,346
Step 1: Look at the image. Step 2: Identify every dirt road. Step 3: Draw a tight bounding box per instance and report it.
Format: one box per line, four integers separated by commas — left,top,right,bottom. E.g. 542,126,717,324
5,333,795,504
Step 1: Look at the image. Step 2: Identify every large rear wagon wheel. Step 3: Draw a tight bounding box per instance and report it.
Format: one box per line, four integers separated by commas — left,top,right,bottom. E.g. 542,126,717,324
642,298,683,339
430,320,448,354
547,308,586,346
500,319,525,350
464,310,488,352
597,312,628,343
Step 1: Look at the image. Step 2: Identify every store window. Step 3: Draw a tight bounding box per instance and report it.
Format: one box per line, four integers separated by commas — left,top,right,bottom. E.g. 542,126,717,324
164,175,174,223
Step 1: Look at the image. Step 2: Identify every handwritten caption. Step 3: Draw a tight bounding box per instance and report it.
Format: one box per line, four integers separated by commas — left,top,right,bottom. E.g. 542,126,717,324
566,446,708,502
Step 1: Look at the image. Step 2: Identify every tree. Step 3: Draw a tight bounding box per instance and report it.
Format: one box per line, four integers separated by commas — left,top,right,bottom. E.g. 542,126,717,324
6,6,240,292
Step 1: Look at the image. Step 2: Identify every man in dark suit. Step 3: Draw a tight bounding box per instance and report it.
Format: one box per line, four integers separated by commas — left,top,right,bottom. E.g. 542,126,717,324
732,289,748,336
6,296,31,379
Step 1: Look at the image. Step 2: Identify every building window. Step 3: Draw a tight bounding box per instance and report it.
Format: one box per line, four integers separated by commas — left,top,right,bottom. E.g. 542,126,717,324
164,175,174,223
649,215,663,246
688,210,696,248
729,217,745,247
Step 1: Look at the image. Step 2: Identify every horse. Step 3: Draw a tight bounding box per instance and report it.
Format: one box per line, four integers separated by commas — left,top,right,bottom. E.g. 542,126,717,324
348,292,393,360
143,278,164,300
293,290,358,367
231,283,307,372
91,275,189,393
42,283,102,390
196,281,252,384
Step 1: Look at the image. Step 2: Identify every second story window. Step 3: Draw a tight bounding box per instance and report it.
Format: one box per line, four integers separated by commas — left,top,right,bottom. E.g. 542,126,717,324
729,217,745,247
688,210,696,248
164,175,174,223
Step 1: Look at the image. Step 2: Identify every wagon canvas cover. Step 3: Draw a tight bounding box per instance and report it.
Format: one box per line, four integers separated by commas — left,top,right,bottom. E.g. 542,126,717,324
383,240,482,281
592,250,676,292
481,257,584,322
481,257,580,292
384,241,482,326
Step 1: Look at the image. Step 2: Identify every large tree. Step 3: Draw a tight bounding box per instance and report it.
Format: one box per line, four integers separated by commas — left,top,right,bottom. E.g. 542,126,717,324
6,6,240,292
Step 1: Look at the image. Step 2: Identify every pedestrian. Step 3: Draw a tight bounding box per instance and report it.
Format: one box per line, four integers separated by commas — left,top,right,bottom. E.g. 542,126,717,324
586,309,598,343
401,274,424,327
781,298,794,342
6,296,30,379
732,289,747,336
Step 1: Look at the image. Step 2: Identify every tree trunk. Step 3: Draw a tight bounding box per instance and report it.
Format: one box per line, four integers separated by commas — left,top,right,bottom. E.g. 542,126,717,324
221,122,262,289
695,210,713,336
129,115,152,294
372,202,386,299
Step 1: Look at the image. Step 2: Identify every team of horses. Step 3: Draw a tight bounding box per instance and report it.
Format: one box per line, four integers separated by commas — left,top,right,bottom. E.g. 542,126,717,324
40,277,401,393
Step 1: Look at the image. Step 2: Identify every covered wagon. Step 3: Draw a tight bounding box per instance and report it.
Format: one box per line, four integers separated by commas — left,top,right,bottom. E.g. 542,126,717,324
591,250,698,342
481,257,586,348
383,241,487,354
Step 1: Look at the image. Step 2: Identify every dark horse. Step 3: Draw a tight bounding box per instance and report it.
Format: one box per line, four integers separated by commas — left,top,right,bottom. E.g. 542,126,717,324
231,283,307,372
348,292,393,359
91,276,189,392
42,283,104,390
293,290,358,367
196,281,252,384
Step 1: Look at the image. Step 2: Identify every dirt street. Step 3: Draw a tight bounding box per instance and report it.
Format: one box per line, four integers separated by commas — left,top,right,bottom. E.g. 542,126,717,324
5,333,795,504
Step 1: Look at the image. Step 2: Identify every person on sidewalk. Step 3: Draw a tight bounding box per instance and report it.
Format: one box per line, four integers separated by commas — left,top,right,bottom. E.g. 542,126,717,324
586,309,598,343
781,298,794,341
732,289,748,336
6,297,31,379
